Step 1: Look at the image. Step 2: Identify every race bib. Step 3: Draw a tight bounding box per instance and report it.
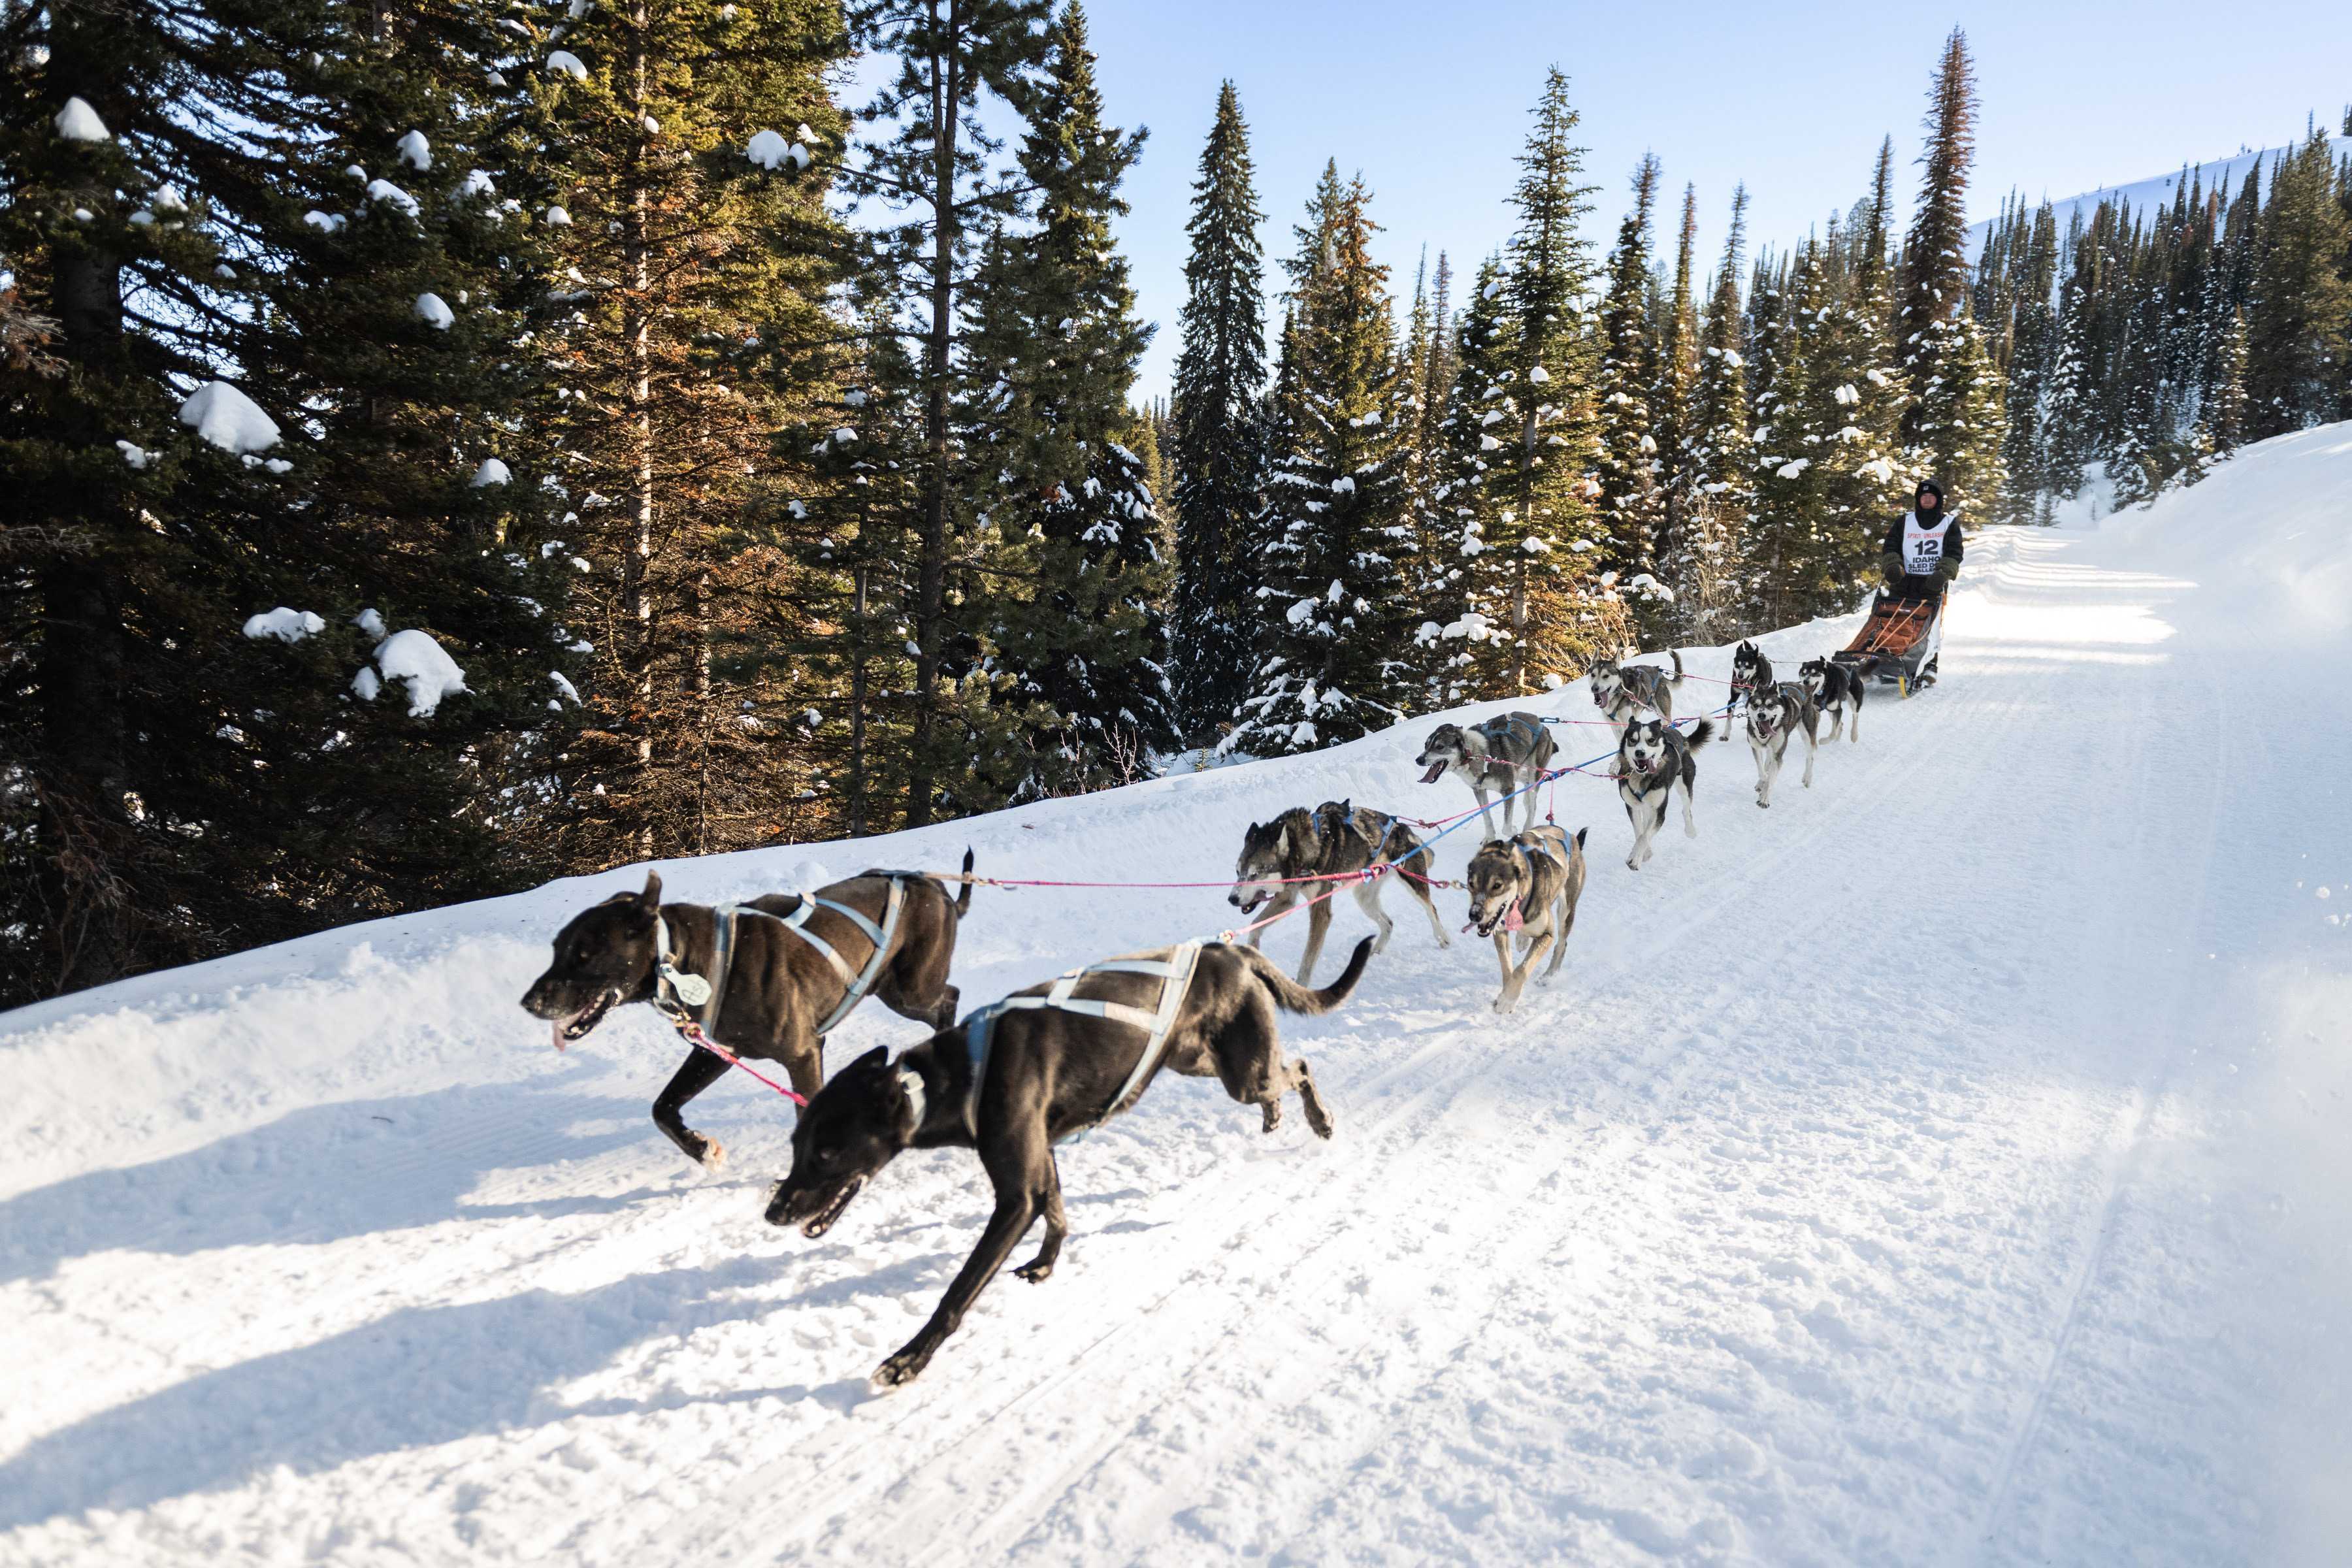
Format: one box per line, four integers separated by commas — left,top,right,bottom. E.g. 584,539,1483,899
1903,514,1951,576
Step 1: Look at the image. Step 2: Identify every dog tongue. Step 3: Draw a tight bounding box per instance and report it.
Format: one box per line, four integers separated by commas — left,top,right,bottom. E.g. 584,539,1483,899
551,1019,568,1053
1419,761,1446,784
1504,904,1525,933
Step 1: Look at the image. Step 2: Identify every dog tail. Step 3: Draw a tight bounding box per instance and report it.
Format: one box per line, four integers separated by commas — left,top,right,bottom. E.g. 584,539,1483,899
1239,936,1374,1016
955,847,975,915
1668,649,1685,685
1573,826,1588,851
1686,719,1716,747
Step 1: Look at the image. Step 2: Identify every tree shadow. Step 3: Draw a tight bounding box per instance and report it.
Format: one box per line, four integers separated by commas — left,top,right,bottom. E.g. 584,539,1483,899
0,1243,947,1529
0,1077,749,1284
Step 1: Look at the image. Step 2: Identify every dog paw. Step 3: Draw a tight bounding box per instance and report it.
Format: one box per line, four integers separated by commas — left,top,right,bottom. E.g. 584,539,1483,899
872,1347,930,1389
1013,1258,1055,1284
698,1137,728,1171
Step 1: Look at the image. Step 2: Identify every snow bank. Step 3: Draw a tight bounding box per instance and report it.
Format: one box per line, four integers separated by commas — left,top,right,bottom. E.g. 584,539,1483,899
177,382,280,455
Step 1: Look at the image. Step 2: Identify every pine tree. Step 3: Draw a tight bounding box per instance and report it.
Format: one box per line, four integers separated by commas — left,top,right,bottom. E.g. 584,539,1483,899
2246,127,2352,437
1995,202,2063,520
1226,166,1414,755
1418,254,1513,704
960,3,1171,802
1468,66,1606,695
2200,306,2251,459
1653,183,1703,576
836,0,1052,826
1593,154,1668,628
1895,29,2006,510
1168,79,1267,740
0,0,586,1000
1687,186,1756,540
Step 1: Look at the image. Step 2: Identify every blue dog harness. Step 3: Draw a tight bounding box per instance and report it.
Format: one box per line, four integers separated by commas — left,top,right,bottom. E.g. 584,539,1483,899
962,941,1205,1142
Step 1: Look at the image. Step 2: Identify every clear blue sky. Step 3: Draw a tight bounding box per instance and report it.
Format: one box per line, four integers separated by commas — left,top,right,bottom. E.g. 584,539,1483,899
1063,1,2352,401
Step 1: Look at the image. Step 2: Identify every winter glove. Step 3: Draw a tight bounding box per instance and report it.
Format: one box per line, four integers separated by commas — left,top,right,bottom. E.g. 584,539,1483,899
1879,552,1905,590
1936,554,1962,583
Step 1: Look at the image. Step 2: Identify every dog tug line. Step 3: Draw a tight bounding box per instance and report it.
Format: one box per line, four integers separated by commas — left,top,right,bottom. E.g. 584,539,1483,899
649,700,1737,1113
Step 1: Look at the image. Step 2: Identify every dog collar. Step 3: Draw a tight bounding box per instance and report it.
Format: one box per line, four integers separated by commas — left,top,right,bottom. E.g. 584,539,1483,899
653,910,713,1009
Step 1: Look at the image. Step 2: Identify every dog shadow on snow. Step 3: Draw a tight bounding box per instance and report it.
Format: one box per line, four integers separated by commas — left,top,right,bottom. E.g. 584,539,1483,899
0,1243,951,1530
0,1076,751,1284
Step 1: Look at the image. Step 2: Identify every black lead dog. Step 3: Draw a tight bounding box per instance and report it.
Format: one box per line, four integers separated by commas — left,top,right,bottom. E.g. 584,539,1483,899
767,936,1373,1388
520,860,973,1168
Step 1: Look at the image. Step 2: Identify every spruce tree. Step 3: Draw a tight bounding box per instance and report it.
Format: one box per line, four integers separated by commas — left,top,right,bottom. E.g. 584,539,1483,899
1652,183,1703,581
1225,167,1414,755
1418,254,1513,704
1469,66,1605,695
1688,186,1756,538
2246,127,2352,437
960,2,1171,802
1895,29,2006,511
1168,79,1267,740
1593,154,1668,631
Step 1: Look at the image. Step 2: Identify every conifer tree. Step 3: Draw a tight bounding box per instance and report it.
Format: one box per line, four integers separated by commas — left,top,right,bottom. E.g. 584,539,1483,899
1418,254,1512,704
1593,154,1667,626
836,0,1052,826
0,0,583,1000
960,3,1171,802
2246,127,2352,436
1688,186,1756,532
1168,79,1267,739
1895,28,2006,510
1652,183,1703,574
1225,167,1414,755
1468,66,1605,694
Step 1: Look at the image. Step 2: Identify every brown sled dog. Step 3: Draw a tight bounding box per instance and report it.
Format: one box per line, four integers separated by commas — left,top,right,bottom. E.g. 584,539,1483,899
1462,826,1588,1013
1228,800,1450,982
521,857,973,1168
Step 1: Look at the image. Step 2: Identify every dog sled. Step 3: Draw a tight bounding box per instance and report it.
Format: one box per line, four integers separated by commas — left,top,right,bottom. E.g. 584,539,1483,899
1832,588,1942,693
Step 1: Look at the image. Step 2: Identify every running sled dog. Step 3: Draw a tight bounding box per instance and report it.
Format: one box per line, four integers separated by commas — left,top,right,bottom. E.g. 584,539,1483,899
519,858,973,1168
1617,717,1715,870
1463,826,1588,1014
766,936,1373,1388
1742,679,1820,808
1229,800,1450,983
1415,713,1556,839
1589,650,1686,723
1798,655,1865,742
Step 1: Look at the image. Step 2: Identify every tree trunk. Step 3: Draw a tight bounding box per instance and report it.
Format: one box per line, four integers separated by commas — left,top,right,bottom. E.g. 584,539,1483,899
904,0,961,830
847,563,870,837
625,0,655,858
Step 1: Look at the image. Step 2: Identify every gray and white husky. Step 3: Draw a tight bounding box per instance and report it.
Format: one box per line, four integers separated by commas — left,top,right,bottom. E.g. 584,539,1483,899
1414,713,1556,840
1590,649,1686,723
1742,681,1820,808
1463,825,1588,1014
1229,800,1450,983
1797,655,1865,742
1616,717,1714,870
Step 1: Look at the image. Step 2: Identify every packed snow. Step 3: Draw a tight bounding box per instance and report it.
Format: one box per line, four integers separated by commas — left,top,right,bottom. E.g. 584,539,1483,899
176,382,280,455
240,608,325,644
3,427,2351,1565
52,97,108,142
363,629,468,717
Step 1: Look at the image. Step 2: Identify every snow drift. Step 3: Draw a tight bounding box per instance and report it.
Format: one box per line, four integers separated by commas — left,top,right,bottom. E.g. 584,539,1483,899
3,427,2350,1567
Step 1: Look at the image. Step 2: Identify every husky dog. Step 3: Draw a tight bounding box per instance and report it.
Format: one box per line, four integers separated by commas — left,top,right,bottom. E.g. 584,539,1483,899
1589,650,1686,723
1797,655,1865,742
1616,718,1714,870
1229,800,1450,983
1463,826,1588,1014
1729,640,1774,720
1743,681,1820,808
1415,713,1557,839
766,937,1371,1387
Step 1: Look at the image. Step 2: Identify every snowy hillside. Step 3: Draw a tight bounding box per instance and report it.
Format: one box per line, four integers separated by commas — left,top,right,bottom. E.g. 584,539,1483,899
6,427,2352,1565
1966,133,2349,259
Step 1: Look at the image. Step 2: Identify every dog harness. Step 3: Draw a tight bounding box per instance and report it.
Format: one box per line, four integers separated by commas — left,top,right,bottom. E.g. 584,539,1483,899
961,941,1205,1141
1477,713,1544,763
653,875,913,1041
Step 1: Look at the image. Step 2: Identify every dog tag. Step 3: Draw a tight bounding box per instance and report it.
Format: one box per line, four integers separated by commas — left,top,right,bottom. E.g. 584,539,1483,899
664,966,713,1007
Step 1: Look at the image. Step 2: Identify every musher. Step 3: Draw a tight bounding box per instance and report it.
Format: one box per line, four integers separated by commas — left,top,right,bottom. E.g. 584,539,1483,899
1876,478,1961,686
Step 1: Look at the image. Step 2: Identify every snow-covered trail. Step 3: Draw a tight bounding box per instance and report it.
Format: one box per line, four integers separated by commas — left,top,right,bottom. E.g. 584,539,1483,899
5,430,2349,1566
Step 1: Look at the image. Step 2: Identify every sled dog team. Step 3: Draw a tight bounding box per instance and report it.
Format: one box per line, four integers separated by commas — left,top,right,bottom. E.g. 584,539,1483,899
521,640,1869,1387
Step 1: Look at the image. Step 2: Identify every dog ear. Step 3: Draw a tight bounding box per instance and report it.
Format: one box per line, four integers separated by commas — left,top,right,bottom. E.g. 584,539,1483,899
1275,825,1290,858
638,870,663,907
851,1045,889,1074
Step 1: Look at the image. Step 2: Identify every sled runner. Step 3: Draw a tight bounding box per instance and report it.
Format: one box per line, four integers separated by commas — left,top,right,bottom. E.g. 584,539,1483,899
1832,589,1942,691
